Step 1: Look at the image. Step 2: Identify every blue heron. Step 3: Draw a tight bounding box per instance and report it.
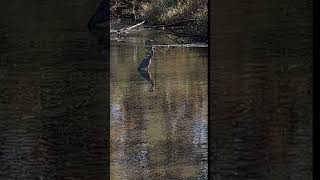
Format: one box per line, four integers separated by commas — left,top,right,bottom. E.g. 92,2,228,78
137,46,155,71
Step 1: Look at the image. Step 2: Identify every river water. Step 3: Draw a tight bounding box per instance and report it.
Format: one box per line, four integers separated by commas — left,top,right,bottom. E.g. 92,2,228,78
110,30,208,179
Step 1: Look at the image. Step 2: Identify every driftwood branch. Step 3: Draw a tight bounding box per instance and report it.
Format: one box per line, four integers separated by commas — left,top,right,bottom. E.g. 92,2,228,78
120,21,145,32
110,21,145,34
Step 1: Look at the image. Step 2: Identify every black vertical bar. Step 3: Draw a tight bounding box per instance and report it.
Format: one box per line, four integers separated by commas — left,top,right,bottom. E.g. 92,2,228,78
210,0,313,179
0,0,110,179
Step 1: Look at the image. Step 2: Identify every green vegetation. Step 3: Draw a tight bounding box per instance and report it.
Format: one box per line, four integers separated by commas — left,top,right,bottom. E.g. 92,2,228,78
111,0,208,40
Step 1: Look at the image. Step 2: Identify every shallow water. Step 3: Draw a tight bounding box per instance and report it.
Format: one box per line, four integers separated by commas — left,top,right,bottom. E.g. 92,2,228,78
110,31,208,179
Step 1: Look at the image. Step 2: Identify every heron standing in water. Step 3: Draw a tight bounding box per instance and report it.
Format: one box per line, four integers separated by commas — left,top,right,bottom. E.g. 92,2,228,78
137,46,155,71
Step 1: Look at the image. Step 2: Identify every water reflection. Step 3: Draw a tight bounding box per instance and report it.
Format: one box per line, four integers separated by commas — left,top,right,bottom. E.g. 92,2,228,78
111,31,208,179
137,69,155,92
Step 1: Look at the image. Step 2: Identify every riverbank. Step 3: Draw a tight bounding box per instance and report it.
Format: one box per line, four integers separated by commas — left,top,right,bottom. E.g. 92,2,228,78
111,0,208,43
111,20,208,44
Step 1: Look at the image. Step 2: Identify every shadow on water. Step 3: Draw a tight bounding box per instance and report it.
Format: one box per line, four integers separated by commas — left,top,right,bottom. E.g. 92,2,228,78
0,0,109,179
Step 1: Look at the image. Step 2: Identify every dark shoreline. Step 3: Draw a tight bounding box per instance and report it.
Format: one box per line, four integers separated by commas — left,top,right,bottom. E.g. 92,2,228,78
111,19,208,44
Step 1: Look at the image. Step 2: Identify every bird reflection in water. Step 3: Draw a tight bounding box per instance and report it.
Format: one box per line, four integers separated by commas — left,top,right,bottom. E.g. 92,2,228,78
138,69,155,92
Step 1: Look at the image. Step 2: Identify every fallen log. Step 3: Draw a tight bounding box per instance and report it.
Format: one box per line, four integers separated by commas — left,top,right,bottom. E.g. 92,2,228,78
143,19,196,29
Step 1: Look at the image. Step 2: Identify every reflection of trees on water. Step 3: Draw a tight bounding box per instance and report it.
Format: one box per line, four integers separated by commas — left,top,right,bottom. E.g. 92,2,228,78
110,45,208,179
